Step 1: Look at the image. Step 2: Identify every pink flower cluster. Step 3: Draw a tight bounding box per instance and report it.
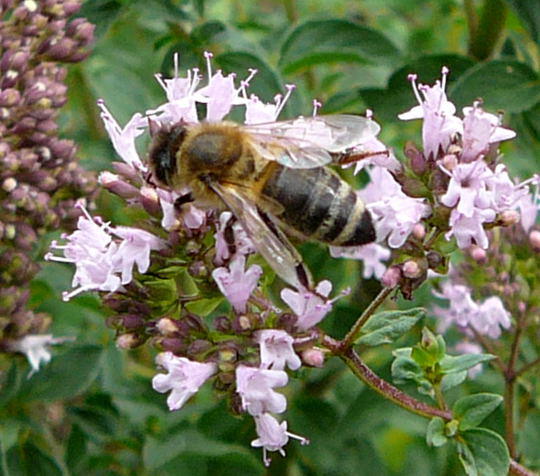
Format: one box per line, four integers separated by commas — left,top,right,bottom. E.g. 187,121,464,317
46,202,165,301
433,280,512,339
400,68,538,249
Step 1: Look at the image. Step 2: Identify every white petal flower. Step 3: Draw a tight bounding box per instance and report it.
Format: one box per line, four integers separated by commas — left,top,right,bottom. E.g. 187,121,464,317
152,352,216,411
235,365,288,415
256,330,301,371
280,280,334,331
9,334,73,376
251,413,309,467
212,254,262,313
330,242,391,279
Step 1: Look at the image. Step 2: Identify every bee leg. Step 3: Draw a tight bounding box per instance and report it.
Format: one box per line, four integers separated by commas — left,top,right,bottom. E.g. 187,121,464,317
336,149,390,166
174,192,195,211
223,214,237,257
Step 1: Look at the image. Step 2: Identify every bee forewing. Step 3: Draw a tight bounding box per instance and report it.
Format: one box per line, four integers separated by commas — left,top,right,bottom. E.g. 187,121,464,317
209,182,311,290
246,114,380,169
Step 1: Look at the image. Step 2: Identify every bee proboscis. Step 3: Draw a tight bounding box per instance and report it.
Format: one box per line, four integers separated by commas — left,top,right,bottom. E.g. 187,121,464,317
148,114,379,290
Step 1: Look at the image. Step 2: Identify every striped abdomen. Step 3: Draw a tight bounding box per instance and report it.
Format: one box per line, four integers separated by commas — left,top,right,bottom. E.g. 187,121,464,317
261,165,375,246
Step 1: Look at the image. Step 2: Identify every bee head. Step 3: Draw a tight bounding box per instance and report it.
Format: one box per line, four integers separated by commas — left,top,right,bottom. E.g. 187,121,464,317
147,121,187,187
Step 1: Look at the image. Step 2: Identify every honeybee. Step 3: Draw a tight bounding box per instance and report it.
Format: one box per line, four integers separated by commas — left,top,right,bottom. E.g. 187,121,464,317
148,115,379,290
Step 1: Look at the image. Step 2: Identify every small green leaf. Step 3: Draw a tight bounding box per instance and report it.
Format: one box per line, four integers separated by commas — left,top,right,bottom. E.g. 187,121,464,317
17,344,104,402
456,428,510,476
357,308,425,346
451,60,540,113
186,297,224,316
191,21,226,45
453,394,503,431
441,369,467,391
6,442,63,476
280,19,400,74
440,353,494,374
426,417,448,447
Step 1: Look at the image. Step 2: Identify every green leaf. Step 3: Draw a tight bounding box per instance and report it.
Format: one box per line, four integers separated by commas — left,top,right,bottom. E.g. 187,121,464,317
17,344,104,402
191,21,226,45
440,353,494,374
456,428,510,476
451,60,540,113
279,19,400,74
504,0,540,43
357,308,425,346
0,362,23,406
6,441,63,476
143,430,257,471
426,417,448,447
453,394,503,431
360,54,475,121
185,297,224,316
441,369,467,391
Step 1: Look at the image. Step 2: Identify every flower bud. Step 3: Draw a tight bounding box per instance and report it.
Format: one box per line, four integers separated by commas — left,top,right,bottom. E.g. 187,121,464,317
411,223,426,240
468,245,487,263
121,314,145,330
187,339,212,357
529,230,540,252
404,141,427,176
116,333,143,349
441,154,458,171
213,315,231,332
139,186,161,216
402,260,421,279
301,348,325,368
0,88,20,107
99,171,139,199
161,337,186,354
381,266,402,288
157,317,179,336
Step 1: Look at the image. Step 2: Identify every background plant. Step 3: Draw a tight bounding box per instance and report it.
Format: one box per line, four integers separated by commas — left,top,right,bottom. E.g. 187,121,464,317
0,0,539,475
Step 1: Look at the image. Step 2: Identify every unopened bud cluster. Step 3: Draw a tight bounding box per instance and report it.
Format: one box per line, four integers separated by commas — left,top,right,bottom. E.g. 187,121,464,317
0,0,95,346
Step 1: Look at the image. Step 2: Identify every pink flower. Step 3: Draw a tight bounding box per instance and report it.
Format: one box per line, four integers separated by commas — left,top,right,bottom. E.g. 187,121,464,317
518,176,539,232
152,352,216,411
360,167,431,248
251,413,309,467
399,68,462,158
212,254,262,313
256,330,301,371
445,208,495,249
235,365,288,415
434,281,512,338
280,280,335,331
97,100,147,171
112,226,166,284
461,103,516,162
330,242,391,279
46,203,164,300
243,80,294,124
474,296,511,339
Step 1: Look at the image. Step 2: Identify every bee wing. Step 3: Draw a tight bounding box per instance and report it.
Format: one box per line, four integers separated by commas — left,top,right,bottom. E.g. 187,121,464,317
245,114,380,169
208,181,312,290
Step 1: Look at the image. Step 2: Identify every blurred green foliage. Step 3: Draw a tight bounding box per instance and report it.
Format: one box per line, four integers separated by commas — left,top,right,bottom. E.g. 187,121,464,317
2,0,539,474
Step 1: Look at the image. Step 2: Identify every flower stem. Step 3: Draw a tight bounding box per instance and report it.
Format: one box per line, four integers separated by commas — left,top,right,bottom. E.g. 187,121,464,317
516,356,540,377
324,335,451,420
323,335,536,476
340,286,395,350
468,0,508,60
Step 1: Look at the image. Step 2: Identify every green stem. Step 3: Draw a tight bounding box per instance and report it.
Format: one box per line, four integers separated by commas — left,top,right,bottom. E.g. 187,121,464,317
283,0,298,23
468,0,508,60
464,0,478,39
516,356,540,377
324,336,451,420
340,286,395,350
